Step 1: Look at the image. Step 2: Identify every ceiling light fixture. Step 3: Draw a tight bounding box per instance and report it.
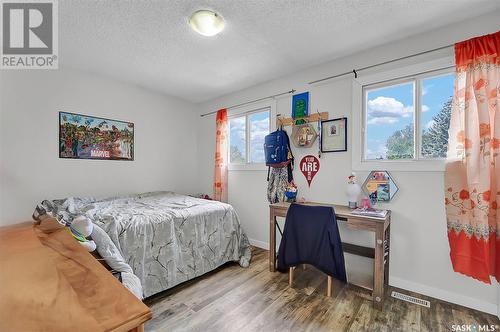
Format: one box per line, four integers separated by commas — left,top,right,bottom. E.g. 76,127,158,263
189,10,225,37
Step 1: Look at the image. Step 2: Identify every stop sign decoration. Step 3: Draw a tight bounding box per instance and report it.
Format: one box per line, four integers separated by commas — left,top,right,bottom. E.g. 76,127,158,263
300,155,320,187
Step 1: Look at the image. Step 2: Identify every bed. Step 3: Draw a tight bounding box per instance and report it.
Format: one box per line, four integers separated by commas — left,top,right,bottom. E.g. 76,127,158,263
34,191,252,298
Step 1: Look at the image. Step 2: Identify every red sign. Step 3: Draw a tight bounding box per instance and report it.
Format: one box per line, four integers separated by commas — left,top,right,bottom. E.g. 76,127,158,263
300,155,320,187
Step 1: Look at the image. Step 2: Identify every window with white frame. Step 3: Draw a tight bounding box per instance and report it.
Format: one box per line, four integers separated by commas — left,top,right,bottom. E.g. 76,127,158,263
363,69,455,161
229,107,270,164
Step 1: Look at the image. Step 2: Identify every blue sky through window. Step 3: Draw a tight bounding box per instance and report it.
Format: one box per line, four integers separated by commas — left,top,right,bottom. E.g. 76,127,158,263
229,116,246,163
250,111,270,163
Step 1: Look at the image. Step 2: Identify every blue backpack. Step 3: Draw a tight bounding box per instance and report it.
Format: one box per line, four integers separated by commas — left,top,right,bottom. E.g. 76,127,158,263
264,128,294,181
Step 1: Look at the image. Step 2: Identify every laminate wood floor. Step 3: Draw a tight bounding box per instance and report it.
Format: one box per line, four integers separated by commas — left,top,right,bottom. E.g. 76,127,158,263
144,247,499,332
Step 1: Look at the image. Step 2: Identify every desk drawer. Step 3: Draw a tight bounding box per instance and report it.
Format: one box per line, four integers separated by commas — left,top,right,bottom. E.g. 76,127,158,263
346,217,377,232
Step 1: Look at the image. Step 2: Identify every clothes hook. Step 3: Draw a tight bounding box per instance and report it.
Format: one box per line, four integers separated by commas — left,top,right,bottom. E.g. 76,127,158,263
353,69,358,79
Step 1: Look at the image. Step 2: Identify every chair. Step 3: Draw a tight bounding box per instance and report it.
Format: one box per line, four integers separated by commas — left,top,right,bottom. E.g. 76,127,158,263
277,204,346,297
289,265,333,296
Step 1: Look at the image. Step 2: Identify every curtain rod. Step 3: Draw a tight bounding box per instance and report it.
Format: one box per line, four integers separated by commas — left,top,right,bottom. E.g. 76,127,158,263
200,89,296,117
308,44,454,85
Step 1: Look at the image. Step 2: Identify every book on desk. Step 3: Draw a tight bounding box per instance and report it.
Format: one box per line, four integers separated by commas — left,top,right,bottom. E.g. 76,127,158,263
351,207,388,218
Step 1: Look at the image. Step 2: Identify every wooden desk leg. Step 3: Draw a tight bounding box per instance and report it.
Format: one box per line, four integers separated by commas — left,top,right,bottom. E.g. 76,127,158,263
373,223,386,310
269,209,276,272
384,223,391,286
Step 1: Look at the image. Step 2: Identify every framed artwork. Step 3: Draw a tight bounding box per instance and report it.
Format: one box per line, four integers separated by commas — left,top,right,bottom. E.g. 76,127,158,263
320,117,347,152
292,92,309,122
362,170,399,204
59,112,134,160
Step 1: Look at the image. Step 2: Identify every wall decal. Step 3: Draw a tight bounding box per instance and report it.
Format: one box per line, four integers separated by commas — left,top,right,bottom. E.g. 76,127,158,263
59,112,134,160
299,155,320,187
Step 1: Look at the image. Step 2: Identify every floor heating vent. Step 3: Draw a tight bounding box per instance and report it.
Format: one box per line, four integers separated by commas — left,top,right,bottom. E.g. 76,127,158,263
391,291,430,308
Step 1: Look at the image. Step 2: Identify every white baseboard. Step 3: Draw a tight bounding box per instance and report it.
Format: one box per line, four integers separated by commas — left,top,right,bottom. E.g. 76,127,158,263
390,276,497,315
249,238,269,250
246,240,497,315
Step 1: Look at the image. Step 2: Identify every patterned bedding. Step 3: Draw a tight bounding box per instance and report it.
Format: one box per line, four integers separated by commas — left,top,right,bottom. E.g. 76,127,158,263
35,191,252,298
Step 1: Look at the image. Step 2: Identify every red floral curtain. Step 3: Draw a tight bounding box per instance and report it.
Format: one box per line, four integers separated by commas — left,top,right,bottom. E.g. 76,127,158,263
214,109,228,202
445,31,500,283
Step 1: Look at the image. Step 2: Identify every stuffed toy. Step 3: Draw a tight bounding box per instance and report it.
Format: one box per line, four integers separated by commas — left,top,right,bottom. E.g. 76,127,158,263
68,216,96,252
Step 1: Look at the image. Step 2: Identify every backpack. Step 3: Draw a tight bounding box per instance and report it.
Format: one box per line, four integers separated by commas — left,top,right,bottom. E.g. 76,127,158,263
264,128,294,182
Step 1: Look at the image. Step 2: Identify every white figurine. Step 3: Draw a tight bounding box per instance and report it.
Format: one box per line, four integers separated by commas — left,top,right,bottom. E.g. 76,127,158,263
346,172,361,209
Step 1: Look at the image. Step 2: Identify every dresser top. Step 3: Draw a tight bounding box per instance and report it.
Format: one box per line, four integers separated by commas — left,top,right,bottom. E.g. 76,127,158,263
0,222,151,332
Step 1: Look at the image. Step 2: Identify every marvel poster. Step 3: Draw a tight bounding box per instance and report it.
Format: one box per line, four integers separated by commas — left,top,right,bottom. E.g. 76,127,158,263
59,112,134,160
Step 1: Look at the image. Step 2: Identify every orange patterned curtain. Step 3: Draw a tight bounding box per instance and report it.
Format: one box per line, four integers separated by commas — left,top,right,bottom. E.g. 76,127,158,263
445,31,500,284
214,109,228,202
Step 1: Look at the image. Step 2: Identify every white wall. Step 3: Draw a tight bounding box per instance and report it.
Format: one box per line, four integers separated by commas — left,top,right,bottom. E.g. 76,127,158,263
0,68,198,225
196,11,500,314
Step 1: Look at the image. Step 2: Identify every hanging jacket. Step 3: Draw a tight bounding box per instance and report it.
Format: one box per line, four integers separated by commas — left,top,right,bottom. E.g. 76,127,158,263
277,203,347,282
267,167,288,203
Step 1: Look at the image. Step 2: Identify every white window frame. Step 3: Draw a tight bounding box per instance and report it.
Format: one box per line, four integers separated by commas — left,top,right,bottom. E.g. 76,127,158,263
228,99,275,171
351,57,454,172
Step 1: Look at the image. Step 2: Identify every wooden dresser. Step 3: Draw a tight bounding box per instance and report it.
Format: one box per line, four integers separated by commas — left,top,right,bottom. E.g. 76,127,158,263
0,222,152,332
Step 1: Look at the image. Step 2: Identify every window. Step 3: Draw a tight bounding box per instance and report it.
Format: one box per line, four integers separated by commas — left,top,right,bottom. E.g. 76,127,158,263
229,108,270,165
363,70,454,161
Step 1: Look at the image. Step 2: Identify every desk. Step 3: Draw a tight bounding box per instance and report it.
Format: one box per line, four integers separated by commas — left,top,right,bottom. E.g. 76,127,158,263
0,222,152,332
269,202,391,310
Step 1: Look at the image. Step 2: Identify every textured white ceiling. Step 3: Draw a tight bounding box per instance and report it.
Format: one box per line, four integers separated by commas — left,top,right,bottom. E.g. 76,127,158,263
60,0,500,103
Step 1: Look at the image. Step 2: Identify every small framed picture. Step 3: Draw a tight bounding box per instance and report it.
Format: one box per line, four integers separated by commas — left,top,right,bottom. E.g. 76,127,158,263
321,117,347,152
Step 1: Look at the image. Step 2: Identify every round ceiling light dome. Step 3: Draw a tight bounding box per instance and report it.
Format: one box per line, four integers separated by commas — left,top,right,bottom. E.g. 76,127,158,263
189,10,225,37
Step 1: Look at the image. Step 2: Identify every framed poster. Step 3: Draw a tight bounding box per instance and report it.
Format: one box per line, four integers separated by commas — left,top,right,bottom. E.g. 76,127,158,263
59,112,134,160
292,92,309,120
321,117,347,152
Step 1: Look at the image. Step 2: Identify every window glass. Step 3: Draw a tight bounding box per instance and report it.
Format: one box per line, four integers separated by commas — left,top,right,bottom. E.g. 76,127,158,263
365,82,415,160
249,111,270,163
421,73,455,158
229,116,246,163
